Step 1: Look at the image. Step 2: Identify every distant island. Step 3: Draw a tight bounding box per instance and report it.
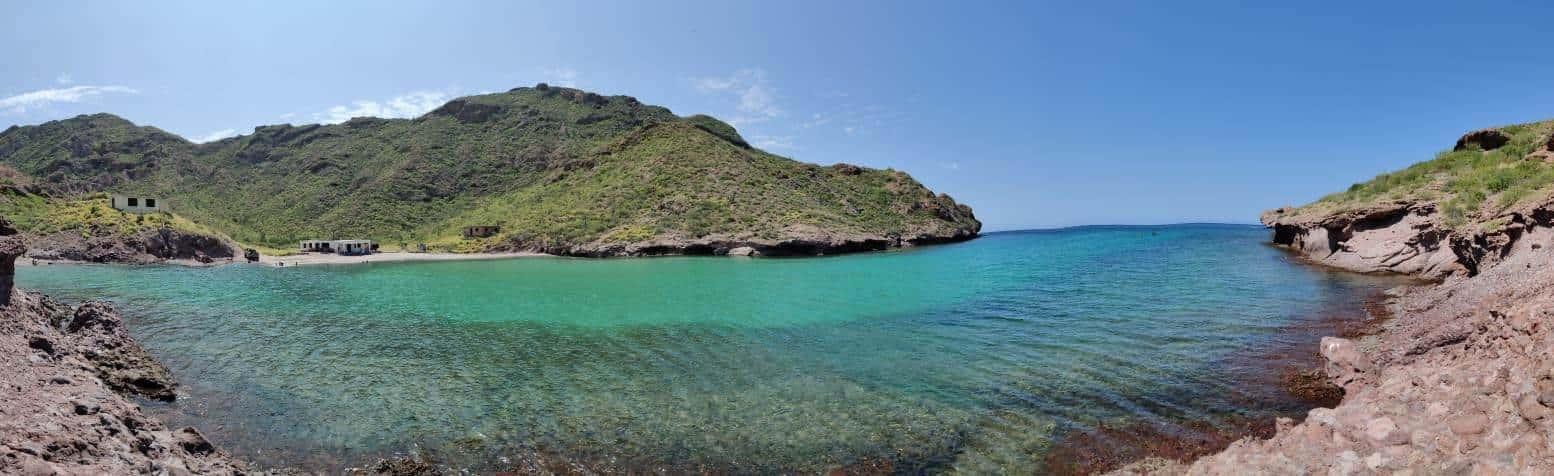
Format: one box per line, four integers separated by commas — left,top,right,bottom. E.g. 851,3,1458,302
0,84,979,263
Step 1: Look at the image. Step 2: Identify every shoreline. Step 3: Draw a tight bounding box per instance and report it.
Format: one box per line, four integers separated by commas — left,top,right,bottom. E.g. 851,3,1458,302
14,251,556,268
10,227,1432,475
1109,205,1554,474
16,232,985,268
1048,265,1415,474
14,215,1547,473
256,251,552,267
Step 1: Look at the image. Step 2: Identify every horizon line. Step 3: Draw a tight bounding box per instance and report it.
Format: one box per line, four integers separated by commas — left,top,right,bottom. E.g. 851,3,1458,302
984,222,1262,234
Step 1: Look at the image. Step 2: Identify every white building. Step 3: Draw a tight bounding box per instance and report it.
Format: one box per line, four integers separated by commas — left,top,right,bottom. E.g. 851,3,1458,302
299,239,376,256
110,195,164,214
300,240,331,252
333,240,374,256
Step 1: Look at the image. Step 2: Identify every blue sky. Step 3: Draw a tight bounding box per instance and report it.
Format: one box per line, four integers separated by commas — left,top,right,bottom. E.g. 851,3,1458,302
5,1,1554,230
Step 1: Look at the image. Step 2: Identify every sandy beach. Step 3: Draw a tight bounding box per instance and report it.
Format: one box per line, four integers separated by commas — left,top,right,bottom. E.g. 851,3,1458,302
16,251,552,268
257,251,552,267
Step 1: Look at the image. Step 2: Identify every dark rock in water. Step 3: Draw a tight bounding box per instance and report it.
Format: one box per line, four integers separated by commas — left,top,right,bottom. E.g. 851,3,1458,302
174,427,217,455
1283,368,1345,407
65,300,179,401
67,300,122,332
244,248,260,263
366,455,443,475
1454,129,1511,151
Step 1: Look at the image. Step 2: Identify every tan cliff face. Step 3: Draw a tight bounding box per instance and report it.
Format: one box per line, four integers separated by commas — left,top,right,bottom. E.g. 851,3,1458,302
1261,191,1554,279
1261,201,1462,278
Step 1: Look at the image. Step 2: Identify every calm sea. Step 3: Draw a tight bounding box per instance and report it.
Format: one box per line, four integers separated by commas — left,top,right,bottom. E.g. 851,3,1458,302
17,225,1400,473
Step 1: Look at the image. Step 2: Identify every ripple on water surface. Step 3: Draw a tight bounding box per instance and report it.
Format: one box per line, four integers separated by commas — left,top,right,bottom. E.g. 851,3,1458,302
17,225,1400,472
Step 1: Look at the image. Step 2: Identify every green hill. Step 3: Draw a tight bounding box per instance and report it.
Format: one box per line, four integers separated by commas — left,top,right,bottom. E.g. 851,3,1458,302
0,85,979,256
1278,119,1554,230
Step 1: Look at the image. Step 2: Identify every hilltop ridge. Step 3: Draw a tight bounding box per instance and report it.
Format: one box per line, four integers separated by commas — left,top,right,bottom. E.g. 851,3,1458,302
0,85,979,258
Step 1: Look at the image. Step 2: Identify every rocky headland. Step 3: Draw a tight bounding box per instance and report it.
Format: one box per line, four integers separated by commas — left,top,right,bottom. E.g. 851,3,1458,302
25,227,238,265
1113,126,1554,474
0,87,981,259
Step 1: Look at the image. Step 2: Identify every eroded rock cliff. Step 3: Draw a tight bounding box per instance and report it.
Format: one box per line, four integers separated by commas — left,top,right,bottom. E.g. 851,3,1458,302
1113,126,1554,474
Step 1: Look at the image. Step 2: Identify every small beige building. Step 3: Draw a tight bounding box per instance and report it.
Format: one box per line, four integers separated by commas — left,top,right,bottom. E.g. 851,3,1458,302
110,195,164,214
463,225,500,238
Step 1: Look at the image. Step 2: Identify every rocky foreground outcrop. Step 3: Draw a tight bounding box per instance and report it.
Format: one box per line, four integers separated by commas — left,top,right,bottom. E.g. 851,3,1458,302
1112,199,1554,473
1134,241,1554,474
1,292,450,475
0,290,249,474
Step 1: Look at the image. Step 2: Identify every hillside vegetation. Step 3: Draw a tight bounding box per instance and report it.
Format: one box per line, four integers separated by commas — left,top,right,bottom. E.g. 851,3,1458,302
0,85,979,256
1292,119,1554,229
0,192,220,239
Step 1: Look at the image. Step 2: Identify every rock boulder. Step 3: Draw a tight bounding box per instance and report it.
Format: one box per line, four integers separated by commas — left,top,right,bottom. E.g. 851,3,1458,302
1454,129,1511,151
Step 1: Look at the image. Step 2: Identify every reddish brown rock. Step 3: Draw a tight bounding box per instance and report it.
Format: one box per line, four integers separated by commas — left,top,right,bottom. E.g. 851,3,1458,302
1321,337,1372,393
1454,128,1511,151
1447,413,1489,435
0,217,21,305
0,292,248,474
1117,201,1554,475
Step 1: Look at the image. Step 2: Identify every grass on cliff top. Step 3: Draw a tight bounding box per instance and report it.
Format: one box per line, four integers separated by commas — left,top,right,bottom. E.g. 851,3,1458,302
1296,119,1554,229
0,191,226,239
413,122,963,251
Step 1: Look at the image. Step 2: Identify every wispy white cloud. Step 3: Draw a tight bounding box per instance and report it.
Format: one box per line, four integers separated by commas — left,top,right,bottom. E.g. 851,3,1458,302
0,85,139,114
278,112,297,121
751,135,796,150
541,67,580,87
693,68,782,127
191,128,238,144
943,161,961,170
55,73,73,85
312,90,452,124
800,112,831,129
694,76,737,92
810,102,900,137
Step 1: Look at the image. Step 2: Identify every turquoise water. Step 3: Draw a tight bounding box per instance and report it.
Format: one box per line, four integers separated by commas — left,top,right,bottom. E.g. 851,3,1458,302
16,225,1397,472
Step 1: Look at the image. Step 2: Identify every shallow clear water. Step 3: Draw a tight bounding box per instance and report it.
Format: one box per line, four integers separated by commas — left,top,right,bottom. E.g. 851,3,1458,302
17,225,1398,472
